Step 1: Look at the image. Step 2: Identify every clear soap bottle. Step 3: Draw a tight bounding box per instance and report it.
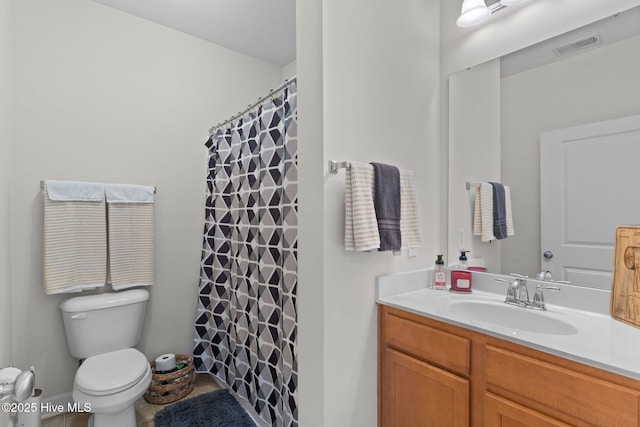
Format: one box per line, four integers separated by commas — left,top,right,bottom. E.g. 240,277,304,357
433,255,447,290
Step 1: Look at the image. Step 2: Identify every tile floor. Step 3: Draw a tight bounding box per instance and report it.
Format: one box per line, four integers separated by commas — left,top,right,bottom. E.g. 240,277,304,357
41,373,220,427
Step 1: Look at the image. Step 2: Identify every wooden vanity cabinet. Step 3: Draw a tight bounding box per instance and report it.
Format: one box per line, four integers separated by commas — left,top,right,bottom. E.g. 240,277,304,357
378,305,640,427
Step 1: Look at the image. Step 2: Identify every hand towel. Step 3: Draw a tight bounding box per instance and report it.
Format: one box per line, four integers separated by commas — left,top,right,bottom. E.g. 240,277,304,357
490,182,507,239
505,186,514,237
400,170,422,249
371,163,401,252
105,184,155,290
43,181,107,294
473,182,515,242
345,163,380,251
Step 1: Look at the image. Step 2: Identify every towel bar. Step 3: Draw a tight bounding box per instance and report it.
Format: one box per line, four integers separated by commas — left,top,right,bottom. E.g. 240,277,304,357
329,160,352,174
40,180,157,194
466,182,481,190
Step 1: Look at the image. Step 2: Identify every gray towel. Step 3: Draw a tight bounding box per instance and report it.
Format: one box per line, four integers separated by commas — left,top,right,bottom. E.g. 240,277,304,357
371,162,401,251
490,182,507,240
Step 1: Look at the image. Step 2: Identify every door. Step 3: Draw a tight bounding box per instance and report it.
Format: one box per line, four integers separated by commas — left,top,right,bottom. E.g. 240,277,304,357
382,347,469,427
541,114,640,289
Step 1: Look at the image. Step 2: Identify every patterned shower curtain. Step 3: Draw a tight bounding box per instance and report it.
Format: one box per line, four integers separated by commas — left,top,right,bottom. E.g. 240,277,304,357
194,82,297,427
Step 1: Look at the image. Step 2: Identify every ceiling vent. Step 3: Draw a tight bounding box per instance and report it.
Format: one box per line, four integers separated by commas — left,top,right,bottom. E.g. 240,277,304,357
553,34,602,57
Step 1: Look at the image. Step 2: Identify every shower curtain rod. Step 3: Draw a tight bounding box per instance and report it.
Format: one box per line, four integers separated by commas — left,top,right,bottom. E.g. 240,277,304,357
208,75,297,135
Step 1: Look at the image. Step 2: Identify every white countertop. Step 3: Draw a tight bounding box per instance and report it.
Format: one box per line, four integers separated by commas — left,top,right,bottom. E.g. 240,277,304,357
376,269,640,381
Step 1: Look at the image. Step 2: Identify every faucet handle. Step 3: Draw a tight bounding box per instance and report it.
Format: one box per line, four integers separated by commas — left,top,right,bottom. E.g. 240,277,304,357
495,277,522,304
536,270,553,281
532,284,560,310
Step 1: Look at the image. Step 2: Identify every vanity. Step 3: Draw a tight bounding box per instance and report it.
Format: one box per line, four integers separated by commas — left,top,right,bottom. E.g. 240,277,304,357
377,271,640,426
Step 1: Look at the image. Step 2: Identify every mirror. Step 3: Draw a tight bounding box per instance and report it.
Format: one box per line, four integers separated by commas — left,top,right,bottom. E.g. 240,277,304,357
448,5,640,288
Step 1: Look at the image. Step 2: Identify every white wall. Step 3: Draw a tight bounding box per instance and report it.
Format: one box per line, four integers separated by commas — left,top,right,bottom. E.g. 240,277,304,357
442,0,640,276
441,0,640,76
448,59,501,270
0,0,13,423
295,1,325,425
320,0,440,425
281,60,296,81
501,33,640,276
10,0,282,398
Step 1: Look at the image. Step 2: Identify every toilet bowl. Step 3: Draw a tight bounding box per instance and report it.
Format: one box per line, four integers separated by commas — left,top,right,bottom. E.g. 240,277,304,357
60,289,151,427
72,348,152,426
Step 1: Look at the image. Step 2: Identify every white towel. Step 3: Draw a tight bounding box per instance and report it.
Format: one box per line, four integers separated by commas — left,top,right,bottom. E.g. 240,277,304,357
345,163,380,251
46,180,105,201
473,182,514,242
105,184,155,290
42,181,107,294
505,186,514,237
344,164,422,251
105,183,155,203
400,170,422,249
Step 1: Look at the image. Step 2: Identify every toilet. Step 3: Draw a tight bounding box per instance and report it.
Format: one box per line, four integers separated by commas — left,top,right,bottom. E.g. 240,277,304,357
59,289,152,427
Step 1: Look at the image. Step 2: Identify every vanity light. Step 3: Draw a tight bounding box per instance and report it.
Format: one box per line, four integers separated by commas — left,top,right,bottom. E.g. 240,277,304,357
457,0,529,28
456,0,491,28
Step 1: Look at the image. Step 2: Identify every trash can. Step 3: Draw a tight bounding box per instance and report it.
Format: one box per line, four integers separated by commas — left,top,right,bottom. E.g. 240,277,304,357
16,388,42,427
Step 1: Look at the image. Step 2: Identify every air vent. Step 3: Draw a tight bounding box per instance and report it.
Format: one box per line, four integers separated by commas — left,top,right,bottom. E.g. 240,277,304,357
553,34,602,57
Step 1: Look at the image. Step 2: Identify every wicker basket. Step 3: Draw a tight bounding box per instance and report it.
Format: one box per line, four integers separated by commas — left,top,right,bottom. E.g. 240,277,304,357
144,354,195,404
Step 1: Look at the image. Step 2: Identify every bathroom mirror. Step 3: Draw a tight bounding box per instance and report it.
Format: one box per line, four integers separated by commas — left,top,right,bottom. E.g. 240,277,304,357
448,5,640,289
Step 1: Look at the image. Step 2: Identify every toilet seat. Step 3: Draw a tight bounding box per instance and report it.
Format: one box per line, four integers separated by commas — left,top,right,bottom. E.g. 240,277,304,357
75,348,149,396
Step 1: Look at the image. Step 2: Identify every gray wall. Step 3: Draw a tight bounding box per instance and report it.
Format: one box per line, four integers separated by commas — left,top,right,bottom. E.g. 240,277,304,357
0,0,12,425
9,0,282,398
297,1,441,426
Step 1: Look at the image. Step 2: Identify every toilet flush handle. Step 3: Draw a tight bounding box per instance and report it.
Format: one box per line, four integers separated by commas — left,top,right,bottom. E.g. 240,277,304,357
71,313,87,320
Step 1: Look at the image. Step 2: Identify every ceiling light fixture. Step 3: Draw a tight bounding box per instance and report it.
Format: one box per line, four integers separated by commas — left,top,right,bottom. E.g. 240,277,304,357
456,0,491,28
457,0,528,28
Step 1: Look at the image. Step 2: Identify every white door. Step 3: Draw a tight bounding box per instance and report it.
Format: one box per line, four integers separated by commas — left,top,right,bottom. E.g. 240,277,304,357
540,114,640,289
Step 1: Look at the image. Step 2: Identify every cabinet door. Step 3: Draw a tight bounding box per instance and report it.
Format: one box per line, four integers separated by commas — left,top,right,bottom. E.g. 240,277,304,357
382,347,469,427
484,393,571,427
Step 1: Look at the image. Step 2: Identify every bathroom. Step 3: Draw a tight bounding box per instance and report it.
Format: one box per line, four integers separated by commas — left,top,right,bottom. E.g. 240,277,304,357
1,0,639,426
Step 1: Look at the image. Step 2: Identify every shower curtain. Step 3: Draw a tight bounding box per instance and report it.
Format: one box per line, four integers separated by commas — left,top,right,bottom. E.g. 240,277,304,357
194,82,297,427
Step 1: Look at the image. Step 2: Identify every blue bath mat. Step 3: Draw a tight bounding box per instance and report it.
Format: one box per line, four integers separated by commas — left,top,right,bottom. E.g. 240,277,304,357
154,389,256,427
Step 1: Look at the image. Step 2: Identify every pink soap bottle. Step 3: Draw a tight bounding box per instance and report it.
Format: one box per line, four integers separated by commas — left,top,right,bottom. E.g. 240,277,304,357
450,250,472,293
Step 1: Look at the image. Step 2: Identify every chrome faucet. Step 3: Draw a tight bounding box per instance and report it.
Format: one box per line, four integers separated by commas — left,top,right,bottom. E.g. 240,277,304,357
496,274,529,307
495,274,560,310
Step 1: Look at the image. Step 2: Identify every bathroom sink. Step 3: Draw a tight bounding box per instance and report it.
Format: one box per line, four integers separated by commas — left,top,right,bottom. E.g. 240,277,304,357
446,300,579,335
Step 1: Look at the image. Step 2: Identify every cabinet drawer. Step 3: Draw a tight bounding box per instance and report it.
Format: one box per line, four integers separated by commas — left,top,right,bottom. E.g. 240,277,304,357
486,345,640,427
485,392,571,427
383,311,470,376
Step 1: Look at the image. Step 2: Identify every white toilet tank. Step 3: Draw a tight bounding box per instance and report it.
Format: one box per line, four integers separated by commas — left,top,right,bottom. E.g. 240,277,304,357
60,289,149,359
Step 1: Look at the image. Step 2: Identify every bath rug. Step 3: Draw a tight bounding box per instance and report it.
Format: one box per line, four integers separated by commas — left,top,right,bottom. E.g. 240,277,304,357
154,389,256,427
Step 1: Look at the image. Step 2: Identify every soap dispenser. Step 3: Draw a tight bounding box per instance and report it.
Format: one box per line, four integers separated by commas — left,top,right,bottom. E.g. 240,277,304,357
433,255,446,290
450,250,472,293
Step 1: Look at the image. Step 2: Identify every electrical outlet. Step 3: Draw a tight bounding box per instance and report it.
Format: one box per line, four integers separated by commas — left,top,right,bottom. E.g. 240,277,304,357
457,228,465,250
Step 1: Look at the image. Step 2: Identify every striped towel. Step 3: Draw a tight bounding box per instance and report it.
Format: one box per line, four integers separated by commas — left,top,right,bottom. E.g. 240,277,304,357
345,163,380,251
345,163,422,251
43,181,107,294
473,182,514,242
106,184,155,290
400,170,422,249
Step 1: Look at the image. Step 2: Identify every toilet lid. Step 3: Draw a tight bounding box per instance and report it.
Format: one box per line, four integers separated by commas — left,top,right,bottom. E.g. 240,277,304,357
75,348,149,396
